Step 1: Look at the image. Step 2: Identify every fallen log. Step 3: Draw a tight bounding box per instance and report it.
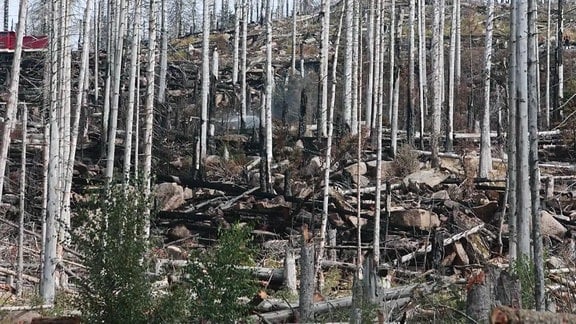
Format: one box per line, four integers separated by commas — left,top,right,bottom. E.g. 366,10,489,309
249,295,411,322
388,224,485,266
490,306,576,324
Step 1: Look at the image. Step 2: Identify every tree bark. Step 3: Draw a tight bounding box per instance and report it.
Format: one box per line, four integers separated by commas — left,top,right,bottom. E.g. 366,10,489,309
479,0,494,179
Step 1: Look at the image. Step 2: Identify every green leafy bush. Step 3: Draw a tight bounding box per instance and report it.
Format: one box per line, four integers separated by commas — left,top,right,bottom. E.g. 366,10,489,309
74,183,154,324
185,224,258,323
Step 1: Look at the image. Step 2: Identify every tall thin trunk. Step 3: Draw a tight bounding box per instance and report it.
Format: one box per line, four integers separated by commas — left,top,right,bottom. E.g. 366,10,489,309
430,0,444,168
372,0,382,136
17,104,27,297
241,0,248,129
319,0,330,137
291,3,297,74
555,0,563,120
199,0,211,165
479,0,494,179
124,0,142,183
365,0,374,133
373,0,384,265
389,0,397,157
545,0,551,129
318,6,344,292
528,0,544,311
105,0,127,180
42,0,62,303
143,0,158,238
515,0,531,258
233,2,240,84
264,0,273,193
508,0,518,263
406,0,416,146
417,0,427,150
158,0,169,128
446,0,457,152
343,0,353,132
350,0,359,135
0,0,28,202
455,0,461,89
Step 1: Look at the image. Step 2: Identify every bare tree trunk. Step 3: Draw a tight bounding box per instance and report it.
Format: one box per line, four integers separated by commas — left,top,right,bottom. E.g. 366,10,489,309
515,0,531,258
319,0,330,137
406,0,416,146
158,0,169,128
42,0,62,303
291,3,296,74
124,0,141,183
143,0,158,238
373,0,384,264
528,0,544,310
17,104,27,297
264,0,273,193
350,0,359,136
446,0,457,153
283,246,297,295
455,0,461,89
199,0,211,166
372,0,382,137
508,0,518,263
365,0,374,133
233,2,240,84
545,0,551,129
0,0,28,202
479,0,494,179
343,0,353,132
417,0,427,150
317,7,344,291
389,0,397,157
554,0,563,121
241,0,248,129
430,0,444,168
105,0,126,180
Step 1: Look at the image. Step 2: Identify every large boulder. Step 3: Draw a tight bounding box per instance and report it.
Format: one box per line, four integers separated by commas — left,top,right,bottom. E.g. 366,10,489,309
155,182,187,211
541,210,567,238
390,208,440,230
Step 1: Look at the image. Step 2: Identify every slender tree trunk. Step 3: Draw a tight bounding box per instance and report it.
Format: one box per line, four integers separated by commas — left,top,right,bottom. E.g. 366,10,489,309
233,2,240,84
42,0,62,303
241,0,248,129
515,0,531,258
365,0,374,133
508,0,518,263
124,0,141,183
319,0,330,137
545,0,551,129
445,0,457,153
291,3,296,74
528,0,544,311
199,0,211,166
430,0,443,168
104,0,126,180
374,0,384,264
418,0,427,150
264,0,273,193
372,0,382,137
317,6,344,292
479,0,494,179
0,0,28,202
158,0,169,128
350,0,359,135
17,104,27,297
455,0,461,89
343,0,353,132
389,0,398,157
406,0,416,146
143,0,158,238
555,0,563,121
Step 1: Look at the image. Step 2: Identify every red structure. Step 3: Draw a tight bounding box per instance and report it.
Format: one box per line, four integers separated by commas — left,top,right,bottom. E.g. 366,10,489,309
0,31,48,52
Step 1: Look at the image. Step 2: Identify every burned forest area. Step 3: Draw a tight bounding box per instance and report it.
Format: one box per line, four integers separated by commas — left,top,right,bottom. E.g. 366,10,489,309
2,0,576,323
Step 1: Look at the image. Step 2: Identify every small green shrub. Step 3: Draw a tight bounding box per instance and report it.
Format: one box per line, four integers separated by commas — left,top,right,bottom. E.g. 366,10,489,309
74,183,153,323
185,224,258,323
